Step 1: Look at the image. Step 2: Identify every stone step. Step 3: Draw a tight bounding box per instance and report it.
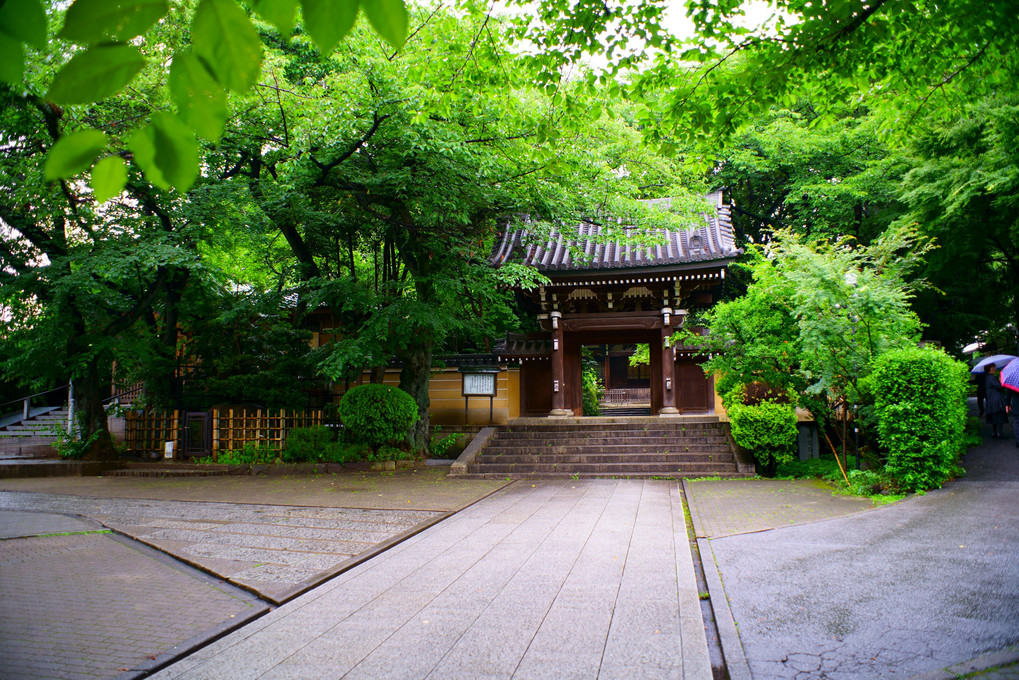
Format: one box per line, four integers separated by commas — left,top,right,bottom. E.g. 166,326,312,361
0,410,69,434
503,421,722,431
483,438,725,448
510,416,721,426
0,425,61,435
494,433,726,444
467,461,735,475
482,444,734,457
476,452,735,465
457,471,751,480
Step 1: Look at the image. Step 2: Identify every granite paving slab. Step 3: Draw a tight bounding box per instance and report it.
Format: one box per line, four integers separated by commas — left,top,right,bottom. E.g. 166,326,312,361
150,480,712,680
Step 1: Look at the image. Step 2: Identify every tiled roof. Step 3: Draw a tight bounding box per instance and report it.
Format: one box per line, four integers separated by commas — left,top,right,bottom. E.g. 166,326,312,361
489,191,737,273
493,333,552,358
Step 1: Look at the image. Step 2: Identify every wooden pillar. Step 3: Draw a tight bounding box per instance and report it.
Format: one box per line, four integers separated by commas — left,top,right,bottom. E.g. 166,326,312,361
549,312,571,416
659,325,679,415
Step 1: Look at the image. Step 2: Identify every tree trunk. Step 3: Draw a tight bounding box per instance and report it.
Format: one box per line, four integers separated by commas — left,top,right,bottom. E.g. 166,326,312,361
397,341,432,453
81,356,116,460
370,365,387,384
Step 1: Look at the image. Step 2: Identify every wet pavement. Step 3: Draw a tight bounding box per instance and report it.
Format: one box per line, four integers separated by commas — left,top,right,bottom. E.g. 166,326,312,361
0,511,265,680
1,407,1017,679
148,480,711,680
687,405,1019,679
0,492,448,603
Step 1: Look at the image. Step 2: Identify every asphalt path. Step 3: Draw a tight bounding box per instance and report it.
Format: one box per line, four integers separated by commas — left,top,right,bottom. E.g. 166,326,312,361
705,416,1019,679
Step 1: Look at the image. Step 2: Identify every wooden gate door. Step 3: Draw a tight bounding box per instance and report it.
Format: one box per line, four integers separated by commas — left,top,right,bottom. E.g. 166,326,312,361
183,411,211,457
676,361,712,412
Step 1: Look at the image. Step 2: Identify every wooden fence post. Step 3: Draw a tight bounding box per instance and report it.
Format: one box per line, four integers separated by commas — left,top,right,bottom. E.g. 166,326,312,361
212,408,219,462
171,410,179,458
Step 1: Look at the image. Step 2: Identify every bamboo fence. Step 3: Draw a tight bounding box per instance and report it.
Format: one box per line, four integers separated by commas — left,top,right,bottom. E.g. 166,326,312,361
124,408,325,459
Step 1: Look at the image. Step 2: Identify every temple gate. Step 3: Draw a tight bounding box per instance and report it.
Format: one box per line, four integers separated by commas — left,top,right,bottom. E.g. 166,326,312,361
490,192,738,417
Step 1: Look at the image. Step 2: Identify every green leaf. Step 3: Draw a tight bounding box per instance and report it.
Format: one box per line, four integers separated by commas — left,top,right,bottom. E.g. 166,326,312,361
0,31,24,84
300,0,358,56
191,0,263,92
60,0,169,44
46,43,146,105
252,0,298,36
362,0,406,50
44,129,108,180
169,52,228,141
0,0,47,48
90,155,128,203
128,113,199,192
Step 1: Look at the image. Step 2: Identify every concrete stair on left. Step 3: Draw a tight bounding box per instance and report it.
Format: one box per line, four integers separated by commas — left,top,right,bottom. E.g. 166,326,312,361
0,407,68,459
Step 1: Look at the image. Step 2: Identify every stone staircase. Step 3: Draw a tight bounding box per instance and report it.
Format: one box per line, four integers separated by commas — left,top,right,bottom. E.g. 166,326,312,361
0,407,67,459
462,416,755,479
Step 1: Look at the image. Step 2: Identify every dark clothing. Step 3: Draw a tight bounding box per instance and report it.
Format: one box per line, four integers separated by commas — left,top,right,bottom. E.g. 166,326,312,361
973,371,988,414
1010,390,1019,444
985,375,1008,426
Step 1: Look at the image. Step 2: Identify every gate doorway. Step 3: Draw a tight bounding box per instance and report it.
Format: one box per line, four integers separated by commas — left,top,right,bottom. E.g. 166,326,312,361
588,344,651,416
182,411,211,457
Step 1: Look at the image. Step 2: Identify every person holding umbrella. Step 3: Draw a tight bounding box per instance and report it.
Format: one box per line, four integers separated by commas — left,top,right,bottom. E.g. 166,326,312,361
970,355,1016,416
985,364,1009,439
1000,359,1019,448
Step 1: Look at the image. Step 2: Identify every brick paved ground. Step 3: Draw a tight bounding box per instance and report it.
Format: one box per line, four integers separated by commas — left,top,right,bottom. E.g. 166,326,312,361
0,492,449,603
0,511,263,680
0,467,506,511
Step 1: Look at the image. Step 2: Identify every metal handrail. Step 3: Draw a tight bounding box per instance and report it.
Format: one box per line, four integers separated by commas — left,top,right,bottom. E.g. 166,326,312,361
0,384,70,410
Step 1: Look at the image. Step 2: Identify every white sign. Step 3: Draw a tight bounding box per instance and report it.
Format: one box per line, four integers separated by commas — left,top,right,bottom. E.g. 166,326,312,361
463,373,497,397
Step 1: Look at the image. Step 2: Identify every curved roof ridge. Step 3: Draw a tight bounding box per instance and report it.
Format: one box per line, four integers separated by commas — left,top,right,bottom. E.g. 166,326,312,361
491,192,738,272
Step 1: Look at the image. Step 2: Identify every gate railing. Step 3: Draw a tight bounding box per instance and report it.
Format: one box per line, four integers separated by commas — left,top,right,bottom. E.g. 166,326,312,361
600,388,651,405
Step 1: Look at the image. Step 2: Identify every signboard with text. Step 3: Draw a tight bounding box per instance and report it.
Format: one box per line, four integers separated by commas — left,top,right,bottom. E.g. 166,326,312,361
462,372,497,397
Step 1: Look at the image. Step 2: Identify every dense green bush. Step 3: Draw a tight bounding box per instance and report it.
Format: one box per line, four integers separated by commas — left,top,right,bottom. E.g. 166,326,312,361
284,426,335,463
581,365,603,416
868,346,969,492
215,443,278,465
429,426,461,459
52,418,100,460
338,384,420,451
727,389,799,477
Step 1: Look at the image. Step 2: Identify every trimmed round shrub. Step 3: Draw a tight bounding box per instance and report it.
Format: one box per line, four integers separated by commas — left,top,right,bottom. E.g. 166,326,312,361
869,346,969,492
337,384,420,451
727,390,799,477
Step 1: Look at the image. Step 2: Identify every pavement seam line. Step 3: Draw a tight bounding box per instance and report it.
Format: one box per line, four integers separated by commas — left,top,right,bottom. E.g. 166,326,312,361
0,528,111,539
420,481,603,679
594,480,644,680
509,481,627,679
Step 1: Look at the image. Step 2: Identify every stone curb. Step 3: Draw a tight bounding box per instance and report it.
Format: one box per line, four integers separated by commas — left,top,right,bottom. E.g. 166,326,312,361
449,426,497,474
905,647,1019,680
696,536,753,680
683,479,753,680
671,484,715,680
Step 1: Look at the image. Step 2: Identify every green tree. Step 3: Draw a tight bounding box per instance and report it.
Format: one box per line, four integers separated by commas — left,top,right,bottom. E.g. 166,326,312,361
0,88,203,456
687,225,930,457
715,106,907,250
897,96,1019,353
0,0,413,195
510,0,1018,155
